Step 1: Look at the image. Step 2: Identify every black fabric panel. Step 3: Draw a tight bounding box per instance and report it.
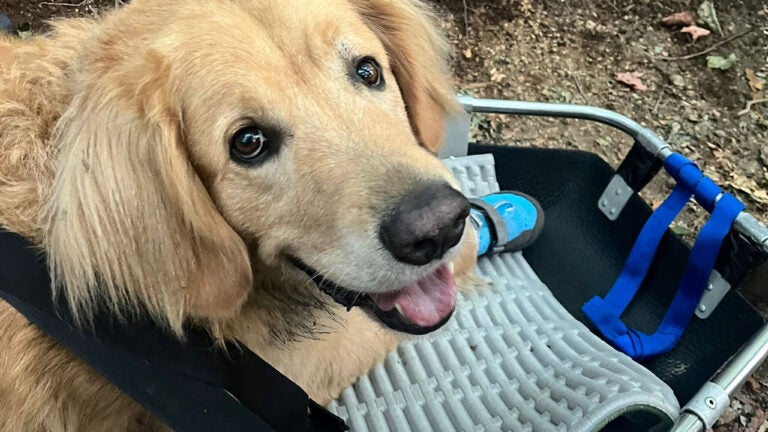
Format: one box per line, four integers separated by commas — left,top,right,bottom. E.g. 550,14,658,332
715,230,768,287
616,142,664,192
467,144,764,407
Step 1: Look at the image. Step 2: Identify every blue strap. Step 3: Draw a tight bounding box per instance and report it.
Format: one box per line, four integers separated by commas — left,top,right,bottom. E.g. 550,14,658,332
583,154,744,360
586,154,698,315
598,183,692,312
655,193,743,338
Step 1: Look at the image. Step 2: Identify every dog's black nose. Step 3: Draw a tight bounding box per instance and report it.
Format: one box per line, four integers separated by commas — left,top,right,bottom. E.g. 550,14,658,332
380,183,470,266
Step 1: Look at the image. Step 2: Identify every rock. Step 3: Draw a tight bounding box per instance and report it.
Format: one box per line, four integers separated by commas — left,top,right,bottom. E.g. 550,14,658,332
693,123,711,138
742,160,762,177
670,122,682,135
760,146,768,166
720,405,740,424
743,402,755,415
671,74,686,88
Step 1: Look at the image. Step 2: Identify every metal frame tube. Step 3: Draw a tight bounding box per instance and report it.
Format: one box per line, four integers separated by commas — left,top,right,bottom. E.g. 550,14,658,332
459,96,670,155
459,96,768,253
669,321,768,432
715,323,768,395
670,413,704,432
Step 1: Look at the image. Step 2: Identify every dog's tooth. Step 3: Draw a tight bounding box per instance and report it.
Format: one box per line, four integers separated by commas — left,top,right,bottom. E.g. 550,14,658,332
395,303,405,316
449,262,455,274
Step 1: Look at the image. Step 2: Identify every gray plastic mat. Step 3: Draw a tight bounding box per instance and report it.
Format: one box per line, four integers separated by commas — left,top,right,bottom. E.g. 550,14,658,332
328,154,680,432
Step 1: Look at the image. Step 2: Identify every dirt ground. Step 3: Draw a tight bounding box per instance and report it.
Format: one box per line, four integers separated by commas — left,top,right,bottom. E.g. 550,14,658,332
1,0,767,430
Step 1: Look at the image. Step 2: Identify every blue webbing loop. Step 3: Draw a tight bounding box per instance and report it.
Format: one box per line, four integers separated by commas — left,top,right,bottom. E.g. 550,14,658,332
583,153,744,360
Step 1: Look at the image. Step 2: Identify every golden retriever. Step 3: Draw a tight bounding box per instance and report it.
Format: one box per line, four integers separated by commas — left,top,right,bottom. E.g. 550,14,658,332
0,0,478,430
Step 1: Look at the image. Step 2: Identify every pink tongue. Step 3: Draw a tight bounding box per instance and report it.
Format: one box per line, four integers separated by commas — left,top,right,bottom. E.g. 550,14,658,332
372,264,456,327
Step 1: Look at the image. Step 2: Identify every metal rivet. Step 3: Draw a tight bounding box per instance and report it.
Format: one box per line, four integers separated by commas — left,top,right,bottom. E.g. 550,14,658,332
609,208,617,215
698,305,707,312
601,200,608,207
707,284,714,291
705,397,717,409
615,189,622,196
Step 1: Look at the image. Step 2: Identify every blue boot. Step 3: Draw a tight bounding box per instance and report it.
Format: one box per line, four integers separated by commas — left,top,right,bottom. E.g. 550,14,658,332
469,192,544,256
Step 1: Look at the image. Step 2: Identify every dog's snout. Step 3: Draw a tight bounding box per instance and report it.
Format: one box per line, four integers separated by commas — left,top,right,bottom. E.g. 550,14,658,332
380,183,470,266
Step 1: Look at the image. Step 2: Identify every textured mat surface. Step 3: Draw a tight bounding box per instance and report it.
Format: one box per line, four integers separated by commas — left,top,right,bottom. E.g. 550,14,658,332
328,154,680,432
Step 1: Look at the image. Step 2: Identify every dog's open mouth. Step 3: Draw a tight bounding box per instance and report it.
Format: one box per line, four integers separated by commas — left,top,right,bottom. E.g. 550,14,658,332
289,257,456,335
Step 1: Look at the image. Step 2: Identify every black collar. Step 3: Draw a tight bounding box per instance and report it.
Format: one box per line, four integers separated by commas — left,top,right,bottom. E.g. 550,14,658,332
0,229,347,432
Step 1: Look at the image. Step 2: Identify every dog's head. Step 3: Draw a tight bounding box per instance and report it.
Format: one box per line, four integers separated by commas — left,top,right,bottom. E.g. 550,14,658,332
43,0,477,336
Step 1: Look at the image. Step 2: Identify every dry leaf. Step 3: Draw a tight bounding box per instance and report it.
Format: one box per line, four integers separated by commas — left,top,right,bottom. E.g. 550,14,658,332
707,53,738,70
751,416,766,432
490,70,507,83
615,71,647,91
729,176,768,204
698,0,722,33
661,11,695,27
462,48,473,59
680,25,711,41
746,68,765,99
747,69,764,91
671,224,693,236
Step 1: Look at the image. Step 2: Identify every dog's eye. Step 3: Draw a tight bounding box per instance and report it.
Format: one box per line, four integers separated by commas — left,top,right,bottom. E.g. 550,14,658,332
230,126,270,163
355,57,383,88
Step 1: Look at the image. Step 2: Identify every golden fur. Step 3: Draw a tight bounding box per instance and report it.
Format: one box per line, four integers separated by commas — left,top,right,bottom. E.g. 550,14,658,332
0,1,477,430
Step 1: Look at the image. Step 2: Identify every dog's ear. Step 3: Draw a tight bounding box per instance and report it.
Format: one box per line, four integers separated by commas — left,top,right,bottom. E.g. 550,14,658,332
352,0,460,153
42,53,252,334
